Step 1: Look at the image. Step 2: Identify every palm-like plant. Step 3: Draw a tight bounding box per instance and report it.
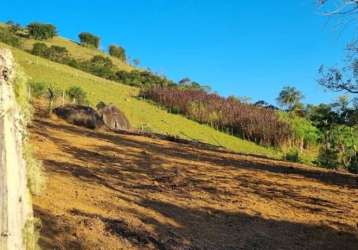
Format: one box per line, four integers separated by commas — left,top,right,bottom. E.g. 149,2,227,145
276,86,304,111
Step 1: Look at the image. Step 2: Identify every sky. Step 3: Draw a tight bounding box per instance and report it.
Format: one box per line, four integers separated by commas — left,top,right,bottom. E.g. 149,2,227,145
2,0,356,105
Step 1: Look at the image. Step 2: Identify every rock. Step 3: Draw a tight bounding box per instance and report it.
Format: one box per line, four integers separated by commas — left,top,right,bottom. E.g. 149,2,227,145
53,105,103,129
97,103,131,131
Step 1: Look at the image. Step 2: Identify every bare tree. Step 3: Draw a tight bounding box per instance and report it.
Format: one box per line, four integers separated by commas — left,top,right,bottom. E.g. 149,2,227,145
319,0,358,16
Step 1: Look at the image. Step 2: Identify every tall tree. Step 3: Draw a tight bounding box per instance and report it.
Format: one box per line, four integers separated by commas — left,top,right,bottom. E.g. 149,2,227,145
276,86,304,111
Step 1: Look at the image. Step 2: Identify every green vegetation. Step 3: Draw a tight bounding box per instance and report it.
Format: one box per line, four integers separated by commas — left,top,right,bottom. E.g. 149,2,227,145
79,32,100,48
109,45,126,62
27,22,57,40
0,27,22,47
66,86,88,105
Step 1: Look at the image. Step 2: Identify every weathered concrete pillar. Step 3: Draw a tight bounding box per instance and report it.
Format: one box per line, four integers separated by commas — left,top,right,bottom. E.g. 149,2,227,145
0,48,32,250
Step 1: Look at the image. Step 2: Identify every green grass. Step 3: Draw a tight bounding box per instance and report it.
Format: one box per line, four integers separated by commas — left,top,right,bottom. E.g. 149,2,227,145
1,42,282,159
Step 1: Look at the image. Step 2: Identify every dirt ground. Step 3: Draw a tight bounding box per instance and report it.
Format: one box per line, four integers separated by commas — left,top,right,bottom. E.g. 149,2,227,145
29,107,358,250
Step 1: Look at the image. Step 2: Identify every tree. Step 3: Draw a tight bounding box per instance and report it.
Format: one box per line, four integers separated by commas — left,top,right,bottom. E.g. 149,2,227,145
276,86,304,110
27,22,57,40
318,1,358,16
79,32,100,48
317,1,358,94
109,45,126,62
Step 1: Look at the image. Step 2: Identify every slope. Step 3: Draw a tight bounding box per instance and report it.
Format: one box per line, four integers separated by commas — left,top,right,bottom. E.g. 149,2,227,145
0,42,280,158
22,36,133,72
30,104,358,250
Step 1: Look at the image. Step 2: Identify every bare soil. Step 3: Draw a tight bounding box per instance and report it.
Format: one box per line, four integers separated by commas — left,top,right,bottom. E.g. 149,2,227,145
30,106,358,250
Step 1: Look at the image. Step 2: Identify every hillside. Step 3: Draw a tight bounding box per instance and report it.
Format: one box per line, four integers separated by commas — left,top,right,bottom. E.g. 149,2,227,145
0,42,281,159
30,104,358,250
22,36,134,72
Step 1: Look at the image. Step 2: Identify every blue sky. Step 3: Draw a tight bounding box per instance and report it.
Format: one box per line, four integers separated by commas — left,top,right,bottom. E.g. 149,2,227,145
2,0,355,105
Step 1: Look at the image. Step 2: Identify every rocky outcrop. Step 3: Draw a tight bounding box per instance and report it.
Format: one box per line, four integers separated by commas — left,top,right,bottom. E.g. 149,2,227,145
0,48,33,250
53,105,103,129
97,103,131,131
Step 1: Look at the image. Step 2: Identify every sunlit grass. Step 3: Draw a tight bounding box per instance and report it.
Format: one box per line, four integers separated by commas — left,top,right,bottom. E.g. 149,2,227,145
1,42,282,159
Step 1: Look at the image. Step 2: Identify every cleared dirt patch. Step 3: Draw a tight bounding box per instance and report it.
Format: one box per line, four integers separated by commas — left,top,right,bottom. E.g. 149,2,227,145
30,107,358,250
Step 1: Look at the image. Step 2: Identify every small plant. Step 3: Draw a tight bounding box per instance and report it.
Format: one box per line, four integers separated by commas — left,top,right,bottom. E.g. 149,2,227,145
28,81,46,98
0,27,22,47
284,149,301,162
66,86,88,105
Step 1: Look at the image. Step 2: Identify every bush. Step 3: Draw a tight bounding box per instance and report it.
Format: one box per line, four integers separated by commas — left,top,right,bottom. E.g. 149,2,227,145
284,149,301,162
31,42,48,56
115,70,174,87
66,86,87,105
28,81,46,98
109,45,126,62
0,27,22,47
31,43,69,63
79,32,100,48
318,125,358,171
27,22,57,40
45,45,69,62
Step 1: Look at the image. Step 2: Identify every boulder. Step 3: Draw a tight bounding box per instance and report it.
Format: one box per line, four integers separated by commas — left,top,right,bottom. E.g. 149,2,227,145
97,103,131,131
53,105,103,129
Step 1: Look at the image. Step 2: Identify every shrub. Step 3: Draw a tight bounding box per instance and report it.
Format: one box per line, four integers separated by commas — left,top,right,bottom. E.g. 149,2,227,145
318,125,358,171
109,45,126,62
27,22,57,40
0,27,22,47
31,43,69,63
115,70,174,87
284,149,301,162
79,32,100,48
31,42,48,56
28,81,46,98
45,45,69,62
279,112,320,150
66,86,87,105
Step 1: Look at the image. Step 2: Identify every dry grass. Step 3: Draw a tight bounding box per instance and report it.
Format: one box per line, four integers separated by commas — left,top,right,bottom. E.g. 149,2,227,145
30,105,358,250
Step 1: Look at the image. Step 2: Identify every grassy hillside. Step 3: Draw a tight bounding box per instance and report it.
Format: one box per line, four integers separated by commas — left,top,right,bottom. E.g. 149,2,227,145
21,36,133,72
1,42,281,158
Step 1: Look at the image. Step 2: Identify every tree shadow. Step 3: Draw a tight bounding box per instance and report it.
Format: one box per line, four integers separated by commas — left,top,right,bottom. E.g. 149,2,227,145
33,117,358,189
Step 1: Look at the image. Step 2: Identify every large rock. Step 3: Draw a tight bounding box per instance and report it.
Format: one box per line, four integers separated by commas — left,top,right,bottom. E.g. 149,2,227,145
97,103,131,131
53,105,103,129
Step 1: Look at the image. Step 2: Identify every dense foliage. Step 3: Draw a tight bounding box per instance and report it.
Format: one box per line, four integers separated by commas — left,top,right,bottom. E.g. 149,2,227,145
140,86,291,146
318,125,358,172
79,32,100,48
27,23,57,40
109,45,126,62
115,70,174,87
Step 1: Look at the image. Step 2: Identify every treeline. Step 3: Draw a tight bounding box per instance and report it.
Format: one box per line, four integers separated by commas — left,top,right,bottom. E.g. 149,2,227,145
140,86,291,146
